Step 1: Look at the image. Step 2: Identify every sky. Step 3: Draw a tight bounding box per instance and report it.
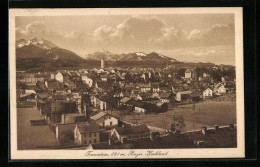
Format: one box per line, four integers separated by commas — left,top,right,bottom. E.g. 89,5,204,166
15,14,235,65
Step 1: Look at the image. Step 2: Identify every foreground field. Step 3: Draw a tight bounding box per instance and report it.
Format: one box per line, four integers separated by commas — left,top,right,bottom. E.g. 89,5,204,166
111,100,236,132
17,107,59,150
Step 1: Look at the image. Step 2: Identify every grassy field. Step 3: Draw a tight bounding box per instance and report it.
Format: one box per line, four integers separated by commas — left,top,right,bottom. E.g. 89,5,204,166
110,100,236,132
17,107,59,150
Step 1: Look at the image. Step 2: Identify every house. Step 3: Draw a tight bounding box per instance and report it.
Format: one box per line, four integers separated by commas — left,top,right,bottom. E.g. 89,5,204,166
55,72,64,82
61,72,71,83
118,97,135,110
139,83,151,93
92,95,100,108
215,85,226,94
95,82,111,93
100,74,108,82
91,111,118,128
60,113,85,124
55,123,76,139
132,101,147,113
185,124,237,148
65,81,77,89
221,76,235,83
69,71,81,81
45,80,64,90
119,97,132,106
48,73,55,80
185,69,192,79
49,100,77,124
151,83,160,93
225,82,236,93
18,92,36,102
190,90,203,101
110,124,150,143
35,91,52,108
176,91,192,101
24,73,45,85
155,102,168,113
81,73,97,87
203,88,213,98
158,92,175,103
74,121,100,145
99,96,119,111
81,73,89,82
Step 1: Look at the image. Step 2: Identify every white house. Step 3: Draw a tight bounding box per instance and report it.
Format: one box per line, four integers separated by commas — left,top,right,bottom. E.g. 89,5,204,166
74,121,100,145
216,85,226,94
110,125,150,143
133,101,147,113
91,112,118,127
85,78,93,87
203,88,213,98
140,83,151,93
55,72,63,82
185,69,192,79
50,73,55,80
81,74,88,83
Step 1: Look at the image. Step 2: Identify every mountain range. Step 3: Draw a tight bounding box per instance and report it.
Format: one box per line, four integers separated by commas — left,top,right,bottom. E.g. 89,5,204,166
16,37,179,69
85,49,178,62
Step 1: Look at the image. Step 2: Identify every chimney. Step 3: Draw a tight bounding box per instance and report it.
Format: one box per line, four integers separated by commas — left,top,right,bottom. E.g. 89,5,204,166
214,125,219,131
201,126,207,135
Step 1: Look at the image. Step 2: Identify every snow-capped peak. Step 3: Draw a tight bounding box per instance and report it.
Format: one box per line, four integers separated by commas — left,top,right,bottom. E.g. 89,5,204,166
135,52,146,57
98,49,112,55
16,37,58,49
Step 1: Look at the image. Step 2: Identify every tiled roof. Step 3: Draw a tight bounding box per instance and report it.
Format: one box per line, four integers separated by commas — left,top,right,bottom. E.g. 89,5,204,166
77,121,100,134
159,92,172,98
115,124,150,135
177,90,192,94
37,91,51,99
99,95,112,102
119,97,132,103
91,111,108,121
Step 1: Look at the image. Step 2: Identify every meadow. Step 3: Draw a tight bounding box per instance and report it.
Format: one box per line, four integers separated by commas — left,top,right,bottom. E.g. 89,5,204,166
111,100,236,132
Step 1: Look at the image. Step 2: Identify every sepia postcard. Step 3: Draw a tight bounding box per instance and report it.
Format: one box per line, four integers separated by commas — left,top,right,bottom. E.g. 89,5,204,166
9,8,244,159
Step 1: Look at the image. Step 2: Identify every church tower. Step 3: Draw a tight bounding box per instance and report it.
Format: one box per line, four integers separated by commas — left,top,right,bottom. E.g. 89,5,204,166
101,58,105,69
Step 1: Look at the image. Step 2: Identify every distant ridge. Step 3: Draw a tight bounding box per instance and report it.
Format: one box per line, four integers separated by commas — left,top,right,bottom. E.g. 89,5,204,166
85,50,178,62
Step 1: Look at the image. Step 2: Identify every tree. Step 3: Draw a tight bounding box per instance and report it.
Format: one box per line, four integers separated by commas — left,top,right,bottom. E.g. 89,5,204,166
160,116,169,130
171,115,186,133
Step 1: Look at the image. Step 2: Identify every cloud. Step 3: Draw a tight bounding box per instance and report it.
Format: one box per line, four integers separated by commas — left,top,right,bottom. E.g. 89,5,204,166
16,16,235,54
16,21,48,39
87,16,234,50
111,16,165,41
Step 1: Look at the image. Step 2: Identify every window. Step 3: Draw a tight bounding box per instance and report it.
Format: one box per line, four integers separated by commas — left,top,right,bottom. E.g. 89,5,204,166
84,140,87,144
89,140,92,144
84,134,87,138
129,136,131,139
94,139,96,143
110,122,112,126
94,133,96,137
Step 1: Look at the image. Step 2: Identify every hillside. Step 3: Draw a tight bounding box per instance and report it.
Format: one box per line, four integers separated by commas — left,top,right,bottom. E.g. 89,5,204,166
16,37,85,69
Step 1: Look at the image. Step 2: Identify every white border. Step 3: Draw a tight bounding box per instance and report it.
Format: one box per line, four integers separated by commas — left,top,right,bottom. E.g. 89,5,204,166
9,8,244,159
